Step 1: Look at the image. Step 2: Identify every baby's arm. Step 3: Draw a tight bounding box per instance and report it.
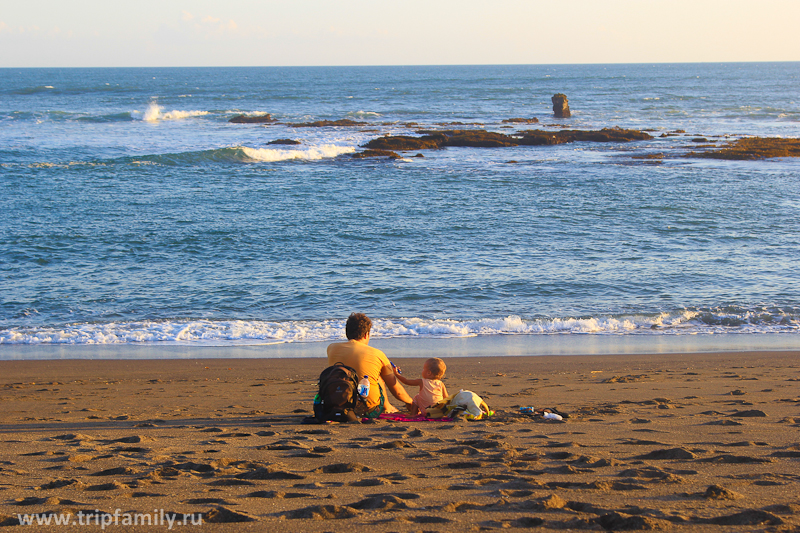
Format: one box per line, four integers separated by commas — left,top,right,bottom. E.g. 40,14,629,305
393,366,422,387
441,382,448,399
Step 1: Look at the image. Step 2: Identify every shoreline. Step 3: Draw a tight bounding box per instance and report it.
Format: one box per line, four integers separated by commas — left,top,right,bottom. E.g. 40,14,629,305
1,332,799,360
2,349,800,382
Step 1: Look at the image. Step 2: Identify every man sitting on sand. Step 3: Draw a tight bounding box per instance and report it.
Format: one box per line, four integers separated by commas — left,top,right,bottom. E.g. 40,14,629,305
327,313,413,417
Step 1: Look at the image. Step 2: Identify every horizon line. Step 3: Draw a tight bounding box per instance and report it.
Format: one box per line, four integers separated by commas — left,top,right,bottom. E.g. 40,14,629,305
2,60,799,70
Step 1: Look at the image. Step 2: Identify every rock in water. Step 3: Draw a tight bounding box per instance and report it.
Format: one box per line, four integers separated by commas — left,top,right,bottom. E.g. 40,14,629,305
229,114,275,124
552,94,571,118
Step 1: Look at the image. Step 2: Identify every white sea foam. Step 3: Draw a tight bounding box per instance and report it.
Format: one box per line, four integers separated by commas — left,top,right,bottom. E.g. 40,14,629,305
161,110,208,120
1,311,793,346
230,111,271,117
134,102,208,122
241,145,355,162
347,110,381,118
141,102,161,121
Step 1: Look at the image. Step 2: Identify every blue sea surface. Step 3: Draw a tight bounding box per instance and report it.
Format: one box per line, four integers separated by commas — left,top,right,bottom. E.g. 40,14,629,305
1,63,799,355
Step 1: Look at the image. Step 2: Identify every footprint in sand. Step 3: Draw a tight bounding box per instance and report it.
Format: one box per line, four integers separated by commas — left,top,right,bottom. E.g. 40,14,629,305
280,504,360,520
90,466,138,476
697,454,772,464
445,461,487,469
314,463,372,474
35,478,84,490
617,466,687,483
634,447,696,460
207,479,255,486
292,481,344,489
203,507,257,523
13,496,90,506
85,480,128,491
235,466,306,480
183,497,238,505
373,440,415,450
729,409,767,417
348,494,418,511
702,484,742,500
245,490,312,499
349,478,392,487
699,509,783,526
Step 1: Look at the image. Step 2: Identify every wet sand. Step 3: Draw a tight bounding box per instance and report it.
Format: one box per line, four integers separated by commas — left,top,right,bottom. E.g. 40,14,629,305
1,351,799,531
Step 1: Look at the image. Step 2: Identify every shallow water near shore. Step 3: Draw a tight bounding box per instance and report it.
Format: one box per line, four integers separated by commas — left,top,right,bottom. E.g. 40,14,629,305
2,63,799,355
1,333,798,361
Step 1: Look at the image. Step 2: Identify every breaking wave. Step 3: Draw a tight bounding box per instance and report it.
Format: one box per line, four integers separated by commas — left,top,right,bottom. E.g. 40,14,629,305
2,310,797,346
121,145,355,166
347,110,381,118
133,102,208,122
241,145,355,162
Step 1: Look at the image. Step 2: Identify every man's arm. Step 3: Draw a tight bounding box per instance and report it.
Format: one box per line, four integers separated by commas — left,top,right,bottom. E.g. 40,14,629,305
380,364,413,407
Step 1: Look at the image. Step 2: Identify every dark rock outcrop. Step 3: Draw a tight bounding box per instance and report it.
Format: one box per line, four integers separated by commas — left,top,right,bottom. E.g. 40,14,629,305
363,128,652,151
267,139,301,145
351,149,402,160
517,127,653,145
686,137,800,160
363,135,443,151
416,130,519,148
229,114,275,124
503,118,539,124
289,119,367,128
552,94,571,118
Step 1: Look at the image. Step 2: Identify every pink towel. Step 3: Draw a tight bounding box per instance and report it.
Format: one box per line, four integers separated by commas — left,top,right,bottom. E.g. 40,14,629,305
377,413,453,422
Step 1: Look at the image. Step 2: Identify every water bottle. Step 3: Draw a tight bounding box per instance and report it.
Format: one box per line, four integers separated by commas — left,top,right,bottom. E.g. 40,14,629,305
358,375,370,398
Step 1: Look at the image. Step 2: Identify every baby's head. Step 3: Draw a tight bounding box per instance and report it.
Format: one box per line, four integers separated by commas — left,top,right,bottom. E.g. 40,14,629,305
423,358,446,380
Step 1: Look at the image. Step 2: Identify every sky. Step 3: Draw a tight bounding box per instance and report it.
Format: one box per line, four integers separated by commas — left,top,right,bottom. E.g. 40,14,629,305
1,0,798,68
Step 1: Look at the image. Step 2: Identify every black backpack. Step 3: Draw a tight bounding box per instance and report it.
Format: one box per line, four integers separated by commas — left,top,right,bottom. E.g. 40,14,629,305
312,363,367,423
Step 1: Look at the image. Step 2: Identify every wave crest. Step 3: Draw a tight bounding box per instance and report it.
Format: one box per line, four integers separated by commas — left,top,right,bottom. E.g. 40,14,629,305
134,102,208,122
119,145,355,166
241,145,355,162
346,110,381,118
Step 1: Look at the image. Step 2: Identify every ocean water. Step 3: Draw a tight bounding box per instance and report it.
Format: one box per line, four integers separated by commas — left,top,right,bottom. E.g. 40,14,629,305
1,63,799,356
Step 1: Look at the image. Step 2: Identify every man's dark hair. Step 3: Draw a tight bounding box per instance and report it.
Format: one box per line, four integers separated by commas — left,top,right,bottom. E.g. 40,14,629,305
346,313,372,340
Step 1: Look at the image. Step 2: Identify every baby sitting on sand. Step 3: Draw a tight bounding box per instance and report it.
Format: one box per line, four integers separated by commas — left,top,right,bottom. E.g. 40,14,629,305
393,358,448,416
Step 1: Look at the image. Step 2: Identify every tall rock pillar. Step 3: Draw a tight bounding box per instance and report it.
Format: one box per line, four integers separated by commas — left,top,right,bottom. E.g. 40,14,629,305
552,93,571,118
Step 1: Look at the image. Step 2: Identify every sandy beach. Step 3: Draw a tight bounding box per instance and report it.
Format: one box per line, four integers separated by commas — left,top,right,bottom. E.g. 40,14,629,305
1,350,799,531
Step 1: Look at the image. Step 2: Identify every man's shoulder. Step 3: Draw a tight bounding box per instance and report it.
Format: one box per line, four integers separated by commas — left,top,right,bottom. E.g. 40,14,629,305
364,344,388,359
327,340,388,364
353,343,389,364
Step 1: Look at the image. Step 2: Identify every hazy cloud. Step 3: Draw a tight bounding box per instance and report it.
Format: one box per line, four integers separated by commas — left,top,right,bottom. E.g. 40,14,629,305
182,13,239,37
